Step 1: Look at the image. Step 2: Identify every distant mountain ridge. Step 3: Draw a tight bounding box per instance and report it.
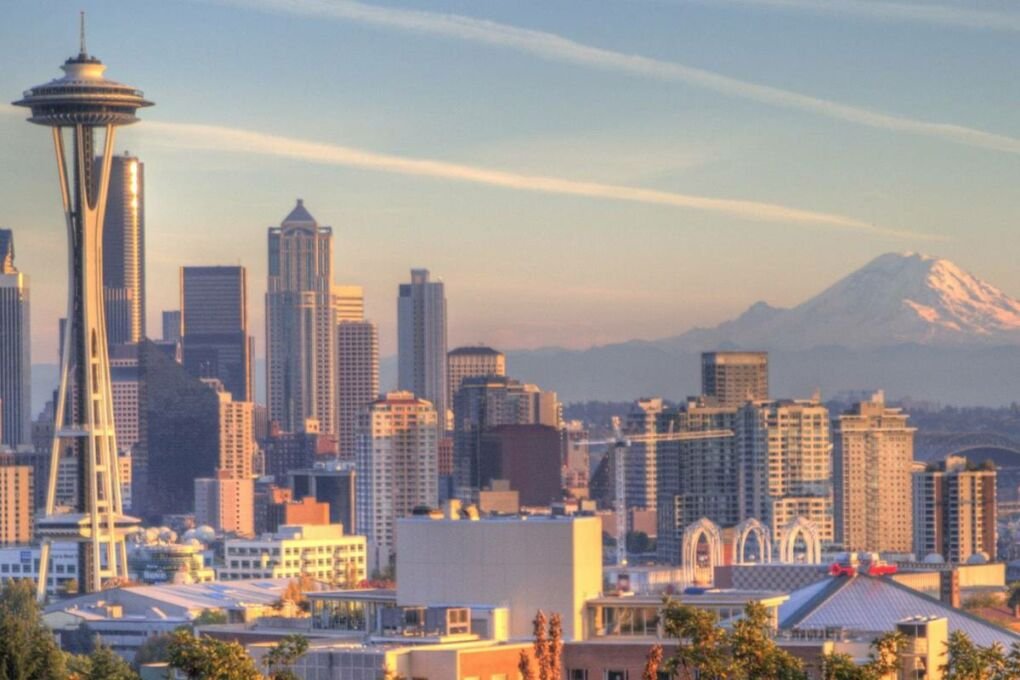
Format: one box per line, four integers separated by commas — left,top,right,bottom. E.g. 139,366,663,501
504,253,1020,405
655,252,1020,352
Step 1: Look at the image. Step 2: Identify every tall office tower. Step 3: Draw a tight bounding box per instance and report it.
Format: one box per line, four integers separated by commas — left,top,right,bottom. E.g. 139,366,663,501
447,346,505,408
109,344,141,455
0,229,31,447
623,397,664,511
701,351,769,407
332,284,364,322
337,320,379,458
451,375,559,497
833,391,915,553
267,200,336,435
101,152,145,346
162,310,181,342
133,341,220,522
398,269,447,430
356,391,438,570
739,399,834,543
0,453,33,545
913,456,997,564
181,266,254,402
15,27,150,595
479,424,562,506
656,399,738,564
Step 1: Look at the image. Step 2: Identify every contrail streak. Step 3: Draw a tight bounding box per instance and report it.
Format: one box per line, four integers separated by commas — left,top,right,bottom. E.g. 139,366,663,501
694,0,1020,32
144,119,938,240
203,0,1020,155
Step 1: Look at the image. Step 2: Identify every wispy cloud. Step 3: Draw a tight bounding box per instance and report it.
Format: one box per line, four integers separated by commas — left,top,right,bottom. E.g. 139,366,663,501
695,0,1020,32
144,119,937,240
204,0,1020,155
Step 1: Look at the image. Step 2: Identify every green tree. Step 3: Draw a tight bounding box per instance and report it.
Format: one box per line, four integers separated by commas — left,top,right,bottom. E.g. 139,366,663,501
193,609,229,626
659,599,728,680
262,634,309,680
820,652,871,680
862,631,906,678
943,630,998,680
0,579,67,679
728,602,806,679
166,628,261,680
1008,582,1020,618
133,633,173,667
82,640,139,680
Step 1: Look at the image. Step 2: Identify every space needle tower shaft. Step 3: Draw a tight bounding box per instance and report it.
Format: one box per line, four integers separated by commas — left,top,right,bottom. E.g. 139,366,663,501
13,14,152,599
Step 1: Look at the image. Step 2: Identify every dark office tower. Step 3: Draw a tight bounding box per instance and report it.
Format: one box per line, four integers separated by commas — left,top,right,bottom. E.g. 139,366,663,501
101,152,145,346
181,266,253,401
162,310,181,342
701,351,768,406
133,341,219,522
398,269,447,430
337,320,379,458
0,229,30,447
267,200,336,435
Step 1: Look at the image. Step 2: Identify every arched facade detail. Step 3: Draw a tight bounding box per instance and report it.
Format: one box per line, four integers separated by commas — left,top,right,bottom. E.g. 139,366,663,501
732,518,772,565
778,516,821,564
681,518,723,585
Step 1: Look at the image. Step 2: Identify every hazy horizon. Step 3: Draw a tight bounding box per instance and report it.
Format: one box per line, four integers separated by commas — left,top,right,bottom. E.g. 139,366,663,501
2,0,1018,364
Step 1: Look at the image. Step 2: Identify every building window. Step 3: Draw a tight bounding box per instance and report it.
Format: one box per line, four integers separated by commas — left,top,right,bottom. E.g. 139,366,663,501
570,671,588,680
606,672,627,680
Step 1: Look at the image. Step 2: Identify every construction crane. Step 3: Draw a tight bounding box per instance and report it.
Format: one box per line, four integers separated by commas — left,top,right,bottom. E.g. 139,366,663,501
581,418,733,568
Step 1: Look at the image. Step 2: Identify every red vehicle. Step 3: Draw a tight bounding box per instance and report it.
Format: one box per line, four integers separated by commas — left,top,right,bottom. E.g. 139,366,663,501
863,560,898,576
829,562,857,577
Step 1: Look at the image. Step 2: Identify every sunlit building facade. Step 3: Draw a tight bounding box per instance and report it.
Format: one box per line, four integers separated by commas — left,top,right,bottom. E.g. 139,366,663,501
101,152,145,346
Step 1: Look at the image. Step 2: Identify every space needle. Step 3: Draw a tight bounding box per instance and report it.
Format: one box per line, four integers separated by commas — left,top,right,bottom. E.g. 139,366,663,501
13,15,151,598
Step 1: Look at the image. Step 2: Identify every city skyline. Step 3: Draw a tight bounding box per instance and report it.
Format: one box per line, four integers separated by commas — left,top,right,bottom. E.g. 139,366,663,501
1,1,1018,363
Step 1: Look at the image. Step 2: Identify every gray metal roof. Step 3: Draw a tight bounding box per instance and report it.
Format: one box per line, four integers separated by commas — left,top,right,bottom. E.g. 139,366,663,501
282,199,316,225
780,575,1019,648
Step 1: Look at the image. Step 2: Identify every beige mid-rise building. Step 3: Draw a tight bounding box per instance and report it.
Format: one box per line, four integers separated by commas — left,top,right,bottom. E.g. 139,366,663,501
195,471,255,537
336,319,379,459
701,351,769,407
0,454,32,545
740,399,834,543
447,346,505,407
834,391,915,553
356,392,438,570
913,456,997,564
219,524,366,584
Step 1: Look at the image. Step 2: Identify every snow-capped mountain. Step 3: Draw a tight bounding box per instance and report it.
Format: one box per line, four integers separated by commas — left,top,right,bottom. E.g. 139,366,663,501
503,253,1020,404
658,252,1020,351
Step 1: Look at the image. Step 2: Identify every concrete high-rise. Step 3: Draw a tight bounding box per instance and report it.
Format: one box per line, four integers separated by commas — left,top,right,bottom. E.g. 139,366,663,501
356,391,438,570
101,152,145,347
623,397,664,511
702,351,768,406
833,391,915,553
447,346,505,407
0,229,31,448
656,399,738,564
0,453,33,545
452,375,558,497
398,269,447,430
181,266,254,402
14,26,150,595
337,320,379,459
267,200,336,435
739,399,834,543
913,456,997,564
110,344,141,455
332,284,364,322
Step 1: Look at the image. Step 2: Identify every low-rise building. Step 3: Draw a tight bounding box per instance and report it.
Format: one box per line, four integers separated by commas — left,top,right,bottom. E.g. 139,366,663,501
218,524,366,586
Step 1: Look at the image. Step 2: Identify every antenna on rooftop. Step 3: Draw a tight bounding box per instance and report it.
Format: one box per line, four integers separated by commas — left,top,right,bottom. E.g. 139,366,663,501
79,11,87,56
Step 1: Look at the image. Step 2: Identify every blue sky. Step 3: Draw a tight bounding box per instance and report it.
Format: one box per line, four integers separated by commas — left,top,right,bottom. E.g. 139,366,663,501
1,0,1017,360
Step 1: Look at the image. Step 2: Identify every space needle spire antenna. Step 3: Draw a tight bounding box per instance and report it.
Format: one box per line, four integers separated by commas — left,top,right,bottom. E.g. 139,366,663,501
13,17,152,600
79,11,87,57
